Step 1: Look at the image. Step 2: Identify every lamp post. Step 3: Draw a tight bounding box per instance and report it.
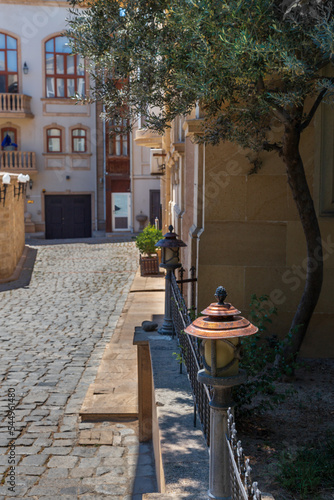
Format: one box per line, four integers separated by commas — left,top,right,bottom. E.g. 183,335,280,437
155,225,186,336
185,286,258,500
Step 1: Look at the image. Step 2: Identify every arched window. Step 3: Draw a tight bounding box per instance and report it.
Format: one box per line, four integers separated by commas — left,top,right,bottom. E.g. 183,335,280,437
1,127,17,150
47,128,62,152
45,35,85,98
0,33,18,93
72,128,86,152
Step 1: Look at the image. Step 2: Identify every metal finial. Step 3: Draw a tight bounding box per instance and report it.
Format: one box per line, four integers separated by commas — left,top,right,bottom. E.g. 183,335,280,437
168,225,174,233
215,286,227,305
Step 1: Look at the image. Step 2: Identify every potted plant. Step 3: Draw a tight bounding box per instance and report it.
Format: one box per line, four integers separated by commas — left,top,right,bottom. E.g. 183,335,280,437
135,223,163,276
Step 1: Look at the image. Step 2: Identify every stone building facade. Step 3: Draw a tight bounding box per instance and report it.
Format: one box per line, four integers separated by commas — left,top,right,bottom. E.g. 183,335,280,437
136,104,334,358
0,0,160,238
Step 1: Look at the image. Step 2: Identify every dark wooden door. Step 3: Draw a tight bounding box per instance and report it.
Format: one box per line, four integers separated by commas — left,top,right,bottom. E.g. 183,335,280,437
150,190,161,227
45,195,91,239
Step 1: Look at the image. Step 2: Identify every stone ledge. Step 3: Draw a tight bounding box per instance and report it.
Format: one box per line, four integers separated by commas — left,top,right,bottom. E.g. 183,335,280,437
143,495,275,500
143,494,199,499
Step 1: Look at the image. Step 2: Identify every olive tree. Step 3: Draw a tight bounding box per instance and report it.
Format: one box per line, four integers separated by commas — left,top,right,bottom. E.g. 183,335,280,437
68,0,334,359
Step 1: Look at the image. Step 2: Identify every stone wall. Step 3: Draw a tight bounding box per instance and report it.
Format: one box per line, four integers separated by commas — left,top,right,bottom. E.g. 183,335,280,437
0,178,25,280
160,111,334,358
196,121,334,358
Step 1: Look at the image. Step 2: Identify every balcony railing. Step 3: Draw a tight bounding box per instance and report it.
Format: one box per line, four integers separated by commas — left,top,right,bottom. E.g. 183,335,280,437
0,94,33,117
0,151,37,173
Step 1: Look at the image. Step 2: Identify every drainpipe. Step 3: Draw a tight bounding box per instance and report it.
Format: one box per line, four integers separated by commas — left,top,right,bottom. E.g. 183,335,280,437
103,105,106,226
94,102,98,232
130,129,134,233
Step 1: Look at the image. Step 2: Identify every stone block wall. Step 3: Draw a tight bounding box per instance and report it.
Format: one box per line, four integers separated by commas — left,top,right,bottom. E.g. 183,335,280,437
0,179,25,280
196,123,334,358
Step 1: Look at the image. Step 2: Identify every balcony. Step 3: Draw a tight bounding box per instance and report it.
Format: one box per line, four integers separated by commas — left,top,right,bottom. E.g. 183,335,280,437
0,151,37,173
0,94,34,118
134,128,162,148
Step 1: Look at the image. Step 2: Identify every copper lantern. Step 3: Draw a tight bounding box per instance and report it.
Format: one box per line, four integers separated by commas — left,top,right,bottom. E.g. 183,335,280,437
185,285,258,500
185,286,258,378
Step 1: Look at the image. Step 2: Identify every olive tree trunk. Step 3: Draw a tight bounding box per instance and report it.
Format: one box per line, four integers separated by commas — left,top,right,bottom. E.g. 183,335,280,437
281,119,323,360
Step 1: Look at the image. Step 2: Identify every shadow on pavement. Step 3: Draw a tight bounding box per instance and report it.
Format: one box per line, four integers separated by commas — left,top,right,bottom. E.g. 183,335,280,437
132,440,158,500
25,235,138,246
0,246,37,292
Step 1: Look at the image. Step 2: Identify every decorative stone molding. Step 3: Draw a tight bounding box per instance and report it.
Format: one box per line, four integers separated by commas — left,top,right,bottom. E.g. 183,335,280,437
134,128,163,148
183,119,204,137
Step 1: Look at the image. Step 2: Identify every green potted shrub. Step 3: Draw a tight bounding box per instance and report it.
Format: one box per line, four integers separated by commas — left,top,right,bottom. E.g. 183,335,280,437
135,224,163,275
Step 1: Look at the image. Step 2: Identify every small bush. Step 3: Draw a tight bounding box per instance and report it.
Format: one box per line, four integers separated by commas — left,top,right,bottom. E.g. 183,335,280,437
135,224,163,256
277,436,334,499
234,294,298,415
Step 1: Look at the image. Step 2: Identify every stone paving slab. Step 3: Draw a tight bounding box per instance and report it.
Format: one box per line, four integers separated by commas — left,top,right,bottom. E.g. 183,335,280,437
0,239,157,498
79,270,165,422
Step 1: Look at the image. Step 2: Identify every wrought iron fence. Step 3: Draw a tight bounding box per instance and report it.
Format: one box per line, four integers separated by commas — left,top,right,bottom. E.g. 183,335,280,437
176,265,197,310
170,271,268,500
227,409,262,500
170,270,211,445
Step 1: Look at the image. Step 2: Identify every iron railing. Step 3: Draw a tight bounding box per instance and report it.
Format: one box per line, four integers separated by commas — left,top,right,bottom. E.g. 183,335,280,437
176,265,197,310
170,270,211,445
227,409,262,500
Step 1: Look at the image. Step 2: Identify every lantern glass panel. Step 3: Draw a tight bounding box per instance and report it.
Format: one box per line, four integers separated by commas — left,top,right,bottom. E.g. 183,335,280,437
165,246,179,266
204,338,239,377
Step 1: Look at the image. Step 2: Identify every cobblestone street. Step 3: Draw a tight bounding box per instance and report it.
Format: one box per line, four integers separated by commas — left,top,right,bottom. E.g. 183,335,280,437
0,239,156,499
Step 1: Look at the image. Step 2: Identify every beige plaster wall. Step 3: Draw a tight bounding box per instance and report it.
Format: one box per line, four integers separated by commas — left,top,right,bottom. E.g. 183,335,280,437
195,123,334,358
0,180,25,279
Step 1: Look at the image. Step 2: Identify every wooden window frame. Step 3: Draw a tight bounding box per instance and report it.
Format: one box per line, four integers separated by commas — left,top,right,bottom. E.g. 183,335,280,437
108,121,129,158
44,35,85,99
71,128,87,153
46,127,62,153
0,32,18,94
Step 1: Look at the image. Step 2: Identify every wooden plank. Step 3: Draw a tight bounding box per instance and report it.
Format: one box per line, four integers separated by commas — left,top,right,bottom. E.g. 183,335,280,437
80,382,138,421
138,344,153,442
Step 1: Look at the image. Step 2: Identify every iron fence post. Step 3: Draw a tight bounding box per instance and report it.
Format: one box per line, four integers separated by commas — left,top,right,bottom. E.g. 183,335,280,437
209,387,231,499
190,266,196,311
179,266,185,296
197,370,246,500
158,269,174,337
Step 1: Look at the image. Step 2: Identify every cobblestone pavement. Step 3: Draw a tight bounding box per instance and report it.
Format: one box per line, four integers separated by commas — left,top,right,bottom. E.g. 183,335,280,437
0,240,157,499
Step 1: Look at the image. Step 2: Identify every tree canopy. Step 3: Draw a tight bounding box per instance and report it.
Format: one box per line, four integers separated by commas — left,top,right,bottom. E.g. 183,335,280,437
68,0,334,144
68,0,334,358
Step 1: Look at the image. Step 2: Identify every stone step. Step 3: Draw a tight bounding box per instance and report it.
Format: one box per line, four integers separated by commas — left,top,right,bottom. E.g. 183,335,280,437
79,271,165,422
80,380,138,421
